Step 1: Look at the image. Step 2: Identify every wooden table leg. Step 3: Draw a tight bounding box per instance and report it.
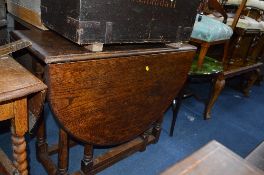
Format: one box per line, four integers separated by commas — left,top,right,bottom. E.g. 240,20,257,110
204,74,225,119
57,129,69,175
81,144,94,174
152,116,163,143
170,86,185,137
11,98,28,175
140,128,152,152
36,111,48,157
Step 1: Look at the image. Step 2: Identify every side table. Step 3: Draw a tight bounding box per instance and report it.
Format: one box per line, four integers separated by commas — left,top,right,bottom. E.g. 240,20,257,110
0,55,46,175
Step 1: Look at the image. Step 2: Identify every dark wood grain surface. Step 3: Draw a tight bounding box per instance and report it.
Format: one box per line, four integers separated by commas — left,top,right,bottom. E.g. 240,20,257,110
0,56,46,103
47,50,195,145
11,29,196,173
11,29,196,146
11,29,196,64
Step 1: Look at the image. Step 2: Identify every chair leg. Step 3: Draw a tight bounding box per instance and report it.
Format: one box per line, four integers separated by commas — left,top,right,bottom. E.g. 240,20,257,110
242,69,260,97
222,41,230,64
204,74,225,120
197,43,210,69
170,86,185,137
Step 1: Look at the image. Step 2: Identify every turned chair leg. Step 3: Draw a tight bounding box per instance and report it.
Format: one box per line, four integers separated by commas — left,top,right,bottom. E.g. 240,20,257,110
204,74,225,120
170,86,185,137
57,129,69,175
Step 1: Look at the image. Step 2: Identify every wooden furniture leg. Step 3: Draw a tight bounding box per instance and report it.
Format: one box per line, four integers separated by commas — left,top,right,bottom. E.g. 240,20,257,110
57,129,69,175
204,74,225,119
36,113,48,156
242,69,261,97
140,128,153,152
36,114,57,175
81,145,94,174
170,86,185,137
197,43,210,69
223,41,230,64
152,117,163,143
11,98,28,175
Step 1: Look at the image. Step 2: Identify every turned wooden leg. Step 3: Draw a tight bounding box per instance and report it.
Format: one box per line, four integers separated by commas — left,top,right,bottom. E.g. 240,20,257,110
57,129,69,175
152,117,163,143
12,98,28,175
204,74,225,120
170,86,185,137
242,69,261,97
81,144,94,174
11,121,28,175
140,128,152,152
36,111,48,158
197,43,210,69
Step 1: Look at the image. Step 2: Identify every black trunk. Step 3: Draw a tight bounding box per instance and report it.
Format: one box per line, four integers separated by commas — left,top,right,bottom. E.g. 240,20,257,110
41,0,200,45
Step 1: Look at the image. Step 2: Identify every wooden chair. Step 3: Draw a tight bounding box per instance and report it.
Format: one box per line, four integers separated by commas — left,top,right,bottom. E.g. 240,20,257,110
0,40,47,175
169,0,247,136
191,0,247,119
224,0,264,95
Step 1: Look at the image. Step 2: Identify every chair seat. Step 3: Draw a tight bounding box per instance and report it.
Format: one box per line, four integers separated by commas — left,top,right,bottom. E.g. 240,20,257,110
191,15,233,42
224,0,264,11
208,14,264,31
190,55,223,75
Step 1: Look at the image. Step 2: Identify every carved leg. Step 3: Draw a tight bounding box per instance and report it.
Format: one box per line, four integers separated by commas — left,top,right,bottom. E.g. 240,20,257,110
57,129,69,175
140,128,152,152
36,111,48,160
12,98,28,175
170,86,185,137
152,117,163,144
197,43,210,69
81,144,94,175
11,120,28,175
204,74,225,120
242,69,261,97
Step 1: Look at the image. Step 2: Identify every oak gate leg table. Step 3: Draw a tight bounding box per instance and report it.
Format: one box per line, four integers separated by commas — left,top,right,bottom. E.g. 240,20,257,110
0,41,47,175
11,29,196,175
